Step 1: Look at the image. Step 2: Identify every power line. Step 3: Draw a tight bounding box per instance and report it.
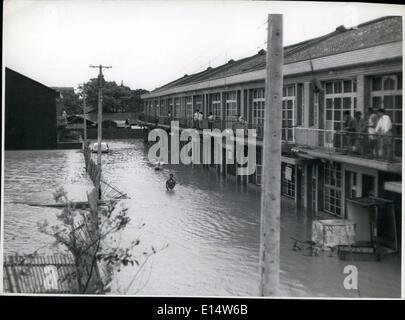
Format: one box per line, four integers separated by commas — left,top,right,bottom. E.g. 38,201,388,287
157,18,269,86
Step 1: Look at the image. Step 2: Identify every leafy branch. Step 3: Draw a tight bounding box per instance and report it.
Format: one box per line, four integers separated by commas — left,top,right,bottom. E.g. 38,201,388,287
35,187,162,294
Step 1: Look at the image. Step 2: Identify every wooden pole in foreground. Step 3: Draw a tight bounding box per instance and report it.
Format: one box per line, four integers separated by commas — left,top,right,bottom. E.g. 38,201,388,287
259,14,283,296
90,64,111,199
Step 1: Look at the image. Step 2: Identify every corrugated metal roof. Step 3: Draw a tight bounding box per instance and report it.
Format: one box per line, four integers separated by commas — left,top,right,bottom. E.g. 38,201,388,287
3,254,79,294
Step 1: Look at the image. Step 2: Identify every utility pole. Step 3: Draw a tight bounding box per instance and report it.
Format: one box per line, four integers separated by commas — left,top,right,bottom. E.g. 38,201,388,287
90,64,111,166
259,14,283,296
81,85,87,146
90,64,111,200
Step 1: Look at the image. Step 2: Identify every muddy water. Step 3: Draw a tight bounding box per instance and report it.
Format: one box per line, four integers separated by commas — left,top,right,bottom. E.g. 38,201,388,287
3,140,401,297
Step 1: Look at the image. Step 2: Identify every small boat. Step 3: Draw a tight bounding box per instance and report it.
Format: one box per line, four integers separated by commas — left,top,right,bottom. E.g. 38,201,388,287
91,142,110,153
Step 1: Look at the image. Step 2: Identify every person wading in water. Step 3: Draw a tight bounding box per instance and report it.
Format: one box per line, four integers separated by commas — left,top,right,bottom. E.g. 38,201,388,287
166,174,176,191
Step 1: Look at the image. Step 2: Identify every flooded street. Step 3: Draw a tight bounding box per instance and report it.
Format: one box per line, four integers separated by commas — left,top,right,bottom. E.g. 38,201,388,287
3,140,401,298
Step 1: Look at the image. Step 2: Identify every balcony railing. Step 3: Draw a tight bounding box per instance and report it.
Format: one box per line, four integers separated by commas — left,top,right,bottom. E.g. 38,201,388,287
293,127,402,162
139,114,402,161
139,114,265,137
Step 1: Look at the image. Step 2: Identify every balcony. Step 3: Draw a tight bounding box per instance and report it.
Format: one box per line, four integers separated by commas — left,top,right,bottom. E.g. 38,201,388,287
138,114,264,137
138,114,401,171
290,127,402,173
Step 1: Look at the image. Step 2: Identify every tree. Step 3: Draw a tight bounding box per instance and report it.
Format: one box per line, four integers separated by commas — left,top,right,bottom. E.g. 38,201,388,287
81,79,148,114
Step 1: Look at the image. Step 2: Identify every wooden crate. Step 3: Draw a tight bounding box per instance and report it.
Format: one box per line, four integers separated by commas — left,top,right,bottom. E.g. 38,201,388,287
312,219,356,248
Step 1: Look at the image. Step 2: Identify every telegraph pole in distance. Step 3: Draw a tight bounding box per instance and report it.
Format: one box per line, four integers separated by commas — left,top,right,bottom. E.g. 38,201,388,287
90,64,111,166
80,84,87,146
259,14,283,296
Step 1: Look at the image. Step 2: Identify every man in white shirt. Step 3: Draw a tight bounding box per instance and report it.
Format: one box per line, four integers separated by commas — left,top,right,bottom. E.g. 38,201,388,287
375,108,393,160
375,108,392,134
198,111,204,129
207,112,214,130
366,107,378,158
193,109,199,128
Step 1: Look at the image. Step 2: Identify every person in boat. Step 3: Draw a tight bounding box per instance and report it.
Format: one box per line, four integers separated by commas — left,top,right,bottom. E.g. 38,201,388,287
166,174,176,190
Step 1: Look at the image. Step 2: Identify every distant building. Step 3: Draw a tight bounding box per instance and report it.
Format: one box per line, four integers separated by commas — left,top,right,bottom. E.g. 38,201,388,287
67,112,140,128
51,86,76,116
5,68,60,150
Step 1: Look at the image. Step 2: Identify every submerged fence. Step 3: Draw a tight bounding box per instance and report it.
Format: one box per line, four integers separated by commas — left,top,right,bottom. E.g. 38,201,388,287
83,142,127,199
84,143,102,189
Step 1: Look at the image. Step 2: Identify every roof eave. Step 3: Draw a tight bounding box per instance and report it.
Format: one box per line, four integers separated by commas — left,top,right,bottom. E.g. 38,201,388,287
141,41,402,99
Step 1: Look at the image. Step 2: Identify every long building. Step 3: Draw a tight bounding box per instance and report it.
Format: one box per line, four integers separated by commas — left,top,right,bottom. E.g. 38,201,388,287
141,16,402,248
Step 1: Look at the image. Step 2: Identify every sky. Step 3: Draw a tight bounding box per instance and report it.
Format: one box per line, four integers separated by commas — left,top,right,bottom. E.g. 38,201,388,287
3,1,404,91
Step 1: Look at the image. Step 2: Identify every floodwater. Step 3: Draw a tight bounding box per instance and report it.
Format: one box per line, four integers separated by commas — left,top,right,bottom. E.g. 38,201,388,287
2,140,401,297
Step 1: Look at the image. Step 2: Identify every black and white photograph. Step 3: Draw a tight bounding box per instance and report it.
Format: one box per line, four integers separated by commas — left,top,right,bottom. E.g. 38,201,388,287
1,0,404,302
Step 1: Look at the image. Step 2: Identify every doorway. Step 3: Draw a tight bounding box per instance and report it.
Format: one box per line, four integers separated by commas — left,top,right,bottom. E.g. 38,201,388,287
362,174,376,197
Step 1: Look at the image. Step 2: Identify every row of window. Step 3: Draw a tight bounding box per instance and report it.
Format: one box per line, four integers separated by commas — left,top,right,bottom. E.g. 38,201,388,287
371,75,402,92
281,162,343,217
145,74,402,145
146,75,401,113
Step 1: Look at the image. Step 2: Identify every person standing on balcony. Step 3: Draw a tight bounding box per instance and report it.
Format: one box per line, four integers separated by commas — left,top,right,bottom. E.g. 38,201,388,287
354,111,367,154
343,111,356,152
208,112,214,130
366,107,378,158
238,115,248,135
375,108,393,161
194,109,200,129
198,111,204,129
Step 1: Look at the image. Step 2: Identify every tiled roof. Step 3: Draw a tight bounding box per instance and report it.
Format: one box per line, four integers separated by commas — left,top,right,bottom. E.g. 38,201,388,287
284,16,402,64
3,254,79,293
151,16,402,93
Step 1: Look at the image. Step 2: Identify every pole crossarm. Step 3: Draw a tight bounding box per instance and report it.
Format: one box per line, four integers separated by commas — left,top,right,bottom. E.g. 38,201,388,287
90,65,112,76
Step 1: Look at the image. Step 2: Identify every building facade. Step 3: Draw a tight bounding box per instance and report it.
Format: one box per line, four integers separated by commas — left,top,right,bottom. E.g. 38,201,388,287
5,68,60,150
140,17,402,243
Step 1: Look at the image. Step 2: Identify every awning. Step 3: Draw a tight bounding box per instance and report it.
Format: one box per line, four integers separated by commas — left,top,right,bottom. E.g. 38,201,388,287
281,155,318,165
384,181,402,194
346,196,393,207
